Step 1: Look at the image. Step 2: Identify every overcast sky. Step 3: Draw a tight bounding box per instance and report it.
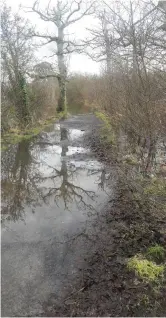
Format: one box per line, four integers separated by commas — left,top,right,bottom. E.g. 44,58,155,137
6,0,101,74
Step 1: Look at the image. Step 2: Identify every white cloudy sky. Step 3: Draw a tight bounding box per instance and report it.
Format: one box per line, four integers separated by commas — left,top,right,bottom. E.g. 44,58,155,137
6,0,101,74
6,0,159,74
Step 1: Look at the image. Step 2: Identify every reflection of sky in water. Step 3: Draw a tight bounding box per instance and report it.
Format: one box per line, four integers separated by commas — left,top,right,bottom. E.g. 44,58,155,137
2,165,106,241
38,146,90,176
2,125,109,226
68,128,85,140
1,122,112,317
42,126,84,145
45,145,89,156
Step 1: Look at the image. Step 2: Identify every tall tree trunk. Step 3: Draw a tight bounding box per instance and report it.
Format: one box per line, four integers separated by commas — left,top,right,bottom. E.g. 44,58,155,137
57,27,67,113
57,76,67,113
104,23,112,74
18,73,30,127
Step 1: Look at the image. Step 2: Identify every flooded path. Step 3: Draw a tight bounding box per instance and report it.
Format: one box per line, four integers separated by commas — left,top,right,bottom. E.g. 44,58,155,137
1,114,113,317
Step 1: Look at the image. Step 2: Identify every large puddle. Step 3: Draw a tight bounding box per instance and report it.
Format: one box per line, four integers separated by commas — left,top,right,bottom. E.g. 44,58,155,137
1,119,112,316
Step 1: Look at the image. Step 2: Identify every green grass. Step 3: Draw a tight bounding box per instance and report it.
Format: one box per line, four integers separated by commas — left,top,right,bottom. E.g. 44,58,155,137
144,178,166,197
57,110,70,119
127,254,164,282
123,155,139,166
95,111,110,125
146,245,165,263
1,145,8,151
1,114,62,151
95,111,116,145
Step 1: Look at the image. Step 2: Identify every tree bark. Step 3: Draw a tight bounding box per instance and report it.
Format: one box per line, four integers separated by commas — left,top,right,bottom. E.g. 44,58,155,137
57,27,67,113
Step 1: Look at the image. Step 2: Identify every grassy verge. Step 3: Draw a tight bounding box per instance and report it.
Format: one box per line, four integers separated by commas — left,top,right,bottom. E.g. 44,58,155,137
1,113,65,151
93,111,166,315
95,111,116,145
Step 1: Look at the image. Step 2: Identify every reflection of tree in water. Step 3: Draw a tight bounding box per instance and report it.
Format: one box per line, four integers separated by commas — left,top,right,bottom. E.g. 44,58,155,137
1,140,45,223
87,166,109,191
1,127,106,223
42,127,96,210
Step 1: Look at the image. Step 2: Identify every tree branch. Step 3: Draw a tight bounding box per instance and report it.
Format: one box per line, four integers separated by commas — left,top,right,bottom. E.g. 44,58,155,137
26,71,60,80
30,33,58,43
64,0,95,27
65,0,82,24
31,0,54,23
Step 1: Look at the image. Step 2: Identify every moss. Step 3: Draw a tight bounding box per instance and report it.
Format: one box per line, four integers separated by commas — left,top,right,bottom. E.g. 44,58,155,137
95,111,110,125
58,111,69,119
22,134,35,140
140,294,150,306
144,178,166,197
27,127,43,135
123,155,139,166
127,254,164,282
1,145,8,152
2,134,23,145
9,128,21,134
146,245,165,263
105,134,115,144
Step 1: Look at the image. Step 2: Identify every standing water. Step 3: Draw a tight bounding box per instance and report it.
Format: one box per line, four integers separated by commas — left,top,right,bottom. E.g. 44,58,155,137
1,115,112,317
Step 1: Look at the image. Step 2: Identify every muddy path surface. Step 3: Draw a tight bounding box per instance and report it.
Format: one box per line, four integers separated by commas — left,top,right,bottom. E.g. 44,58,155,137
1,114,116,317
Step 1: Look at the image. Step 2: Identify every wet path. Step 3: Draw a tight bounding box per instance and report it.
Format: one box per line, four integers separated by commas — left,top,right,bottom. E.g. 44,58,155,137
1,114,113,317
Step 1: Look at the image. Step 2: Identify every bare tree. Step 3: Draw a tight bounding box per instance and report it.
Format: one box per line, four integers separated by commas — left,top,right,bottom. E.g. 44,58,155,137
86,0,166,172
86,9,117,74
87,1,166,71
28,0,95,113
